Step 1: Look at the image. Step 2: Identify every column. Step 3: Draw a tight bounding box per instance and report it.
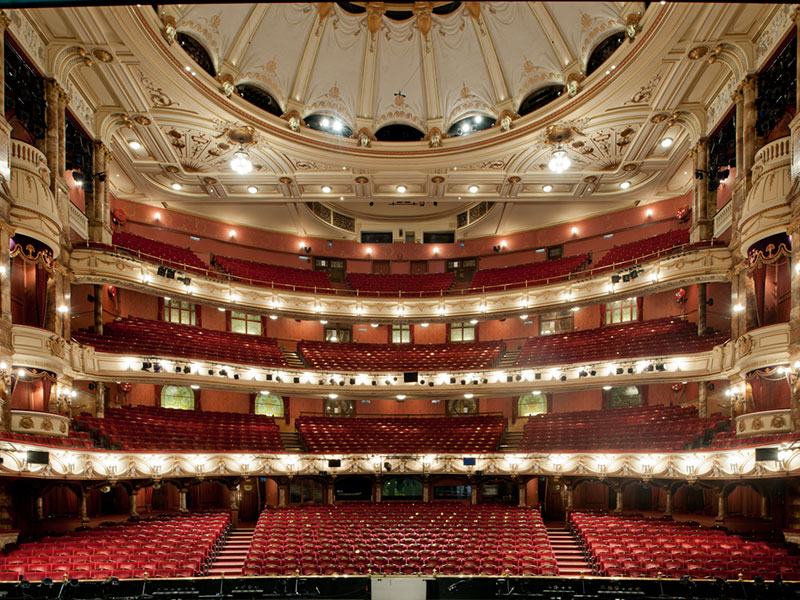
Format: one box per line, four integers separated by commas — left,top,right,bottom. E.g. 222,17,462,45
278,482,287,507
716,493,727,522
422,480,430,503
697,381,708,418
0,224,11,324
518,481,526,507
95,382,105,419
93,284,103,334
79,491,89,525
690,138,711,241
44,80,62,193
327,480,335,505
35,496,44,520
178,488,188,513
129,489,139,517
741,76,758,193
697,283,707,336
760,494,770,520
230,485,239,527
89,142,112,244
470,482,478,505
664,488,673,517
565,484,573,511
614,488,623,514
374,480,381,503
0,12,10,113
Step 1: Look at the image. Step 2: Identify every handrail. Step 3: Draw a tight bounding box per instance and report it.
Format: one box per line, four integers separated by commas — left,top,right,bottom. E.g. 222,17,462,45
297,411,507,419
76,238,727,300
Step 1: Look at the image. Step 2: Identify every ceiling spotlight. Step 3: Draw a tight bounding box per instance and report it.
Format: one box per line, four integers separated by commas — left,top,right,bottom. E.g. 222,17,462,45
396,394,406,400
661,137,673,148
322,185,332,193
328,393,338,399
171,183,182,191
470,319,478,325
269,315,278,320
519,314,528,320
543,185,553,192
396,185,407,194
420,323,429,327
603,385,612,391
320,117,330,128
548,145,571,173
464,393,474,399
468,185,479,193
247,186,258,194
331,120,343,132
474,115,483,124
620,181,631,189
230,145,253,174
370,323,379,328
128,141,142,150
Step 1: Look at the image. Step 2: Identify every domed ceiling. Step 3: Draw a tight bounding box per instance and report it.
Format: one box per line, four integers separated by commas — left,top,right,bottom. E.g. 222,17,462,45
169,1,629,132
14,2,788,240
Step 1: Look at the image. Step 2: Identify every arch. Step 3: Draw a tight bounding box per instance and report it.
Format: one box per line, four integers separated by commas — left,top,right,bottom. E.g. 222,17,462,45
585,31,626,77
175,32,216,77
160,385,195,410
236,84,283,118
374,123,426,142
304,113,354,137
518,392,547,417
447,114,495,137
606,385,642,409
517,85,564,117
254,393,284,418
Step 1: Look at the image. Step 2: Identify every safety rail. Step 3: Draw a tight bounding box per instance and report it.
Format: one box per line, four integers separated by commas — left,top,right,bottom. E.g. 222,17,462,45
77,238,726,299
298,411,507,419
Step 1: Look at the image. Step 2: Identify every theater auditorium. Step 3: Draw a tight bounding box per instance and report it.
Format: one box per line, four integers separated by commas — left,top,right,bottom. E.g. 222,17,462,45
0,1,796,598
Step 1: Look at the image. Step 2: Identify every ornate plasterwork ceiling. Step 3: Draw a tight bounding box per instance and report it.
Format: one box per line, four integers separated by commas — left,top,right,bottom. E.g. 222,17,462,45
14,2,790,239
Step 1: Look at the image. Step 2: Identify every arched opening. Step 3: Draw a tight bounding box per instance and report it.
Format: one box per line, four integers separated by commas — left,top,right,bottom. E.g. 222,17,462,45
447,114,495,137
334,476,372,502
585,31,626,77
518,85,564,117
10,234,54,330
382,476,422,501
374,123,425,142
40,484,80,519
305,113,353,137
254,393,284,418
605,385,643,409
10,368,56,412
176,32,216,77
236,84,283,118
572,479,613,511
160,385,195,410
4,39,46,144
518,392,547,417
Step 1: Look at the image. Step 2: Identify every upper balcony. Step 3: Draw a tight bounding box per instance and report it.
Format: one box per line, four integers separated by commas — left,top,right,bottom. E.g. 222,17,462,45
70,239,731,323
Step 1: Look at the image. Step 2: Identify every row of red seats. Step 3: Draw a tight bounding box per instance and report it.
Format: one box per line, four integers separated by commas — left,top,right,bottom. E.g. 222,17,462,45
0,513,230,581
469,253,589,292
297,339,505,372
346,272,455,296
72,316,288,369
0,431,94,449
212,255,333,291
520,405,726,453
710,430,800,448
75,405,285,452
297,415,505,453
111,231,210,275
571,512,800,580
244,503,557,576
515,317,729,367
593,229,689,270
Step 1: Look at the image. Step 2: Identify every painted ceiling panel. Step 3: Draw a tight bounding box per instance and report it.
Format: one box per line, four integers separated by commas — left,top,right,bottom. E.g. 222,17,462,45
544,2,626,69
177,4,253,71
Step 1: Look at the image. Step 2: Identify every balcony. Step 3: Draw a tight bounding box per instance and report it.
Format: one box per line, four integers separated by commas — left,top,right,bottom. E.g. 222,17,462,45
9,139,61,255
739,136,791,255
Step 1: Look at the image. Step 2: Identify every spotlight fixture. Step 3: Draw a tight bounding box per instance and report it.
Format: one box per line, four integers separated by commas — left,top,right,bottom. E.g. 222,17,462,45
468,185,479,193
230,145,253,175
717,168,730,181
247,186,258,194
560,374,567,381
129,141,142,150
548,146,571,173
72,171,85,187
141,362,152,371
611,275,621,284
396,185,407,194
322,186,332,193
171,183,182,191
542,185,552,192
619,181,631,190
660,137,673,148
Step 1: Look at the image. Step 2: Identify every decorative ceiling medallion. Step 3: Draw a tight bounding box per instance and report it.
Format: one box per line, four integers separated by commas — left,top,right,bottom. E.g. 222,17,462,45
279,176,293,184
507,176,521,184
228,126,255,145
92,48,114,63
431,176,445,184
203,177,218,185
650,113,668,124
545,124,576,145
132,115,151,126
583,175,598,183
622,163,638,172
688,46,709,60
355,176,369,184
164,165,180,174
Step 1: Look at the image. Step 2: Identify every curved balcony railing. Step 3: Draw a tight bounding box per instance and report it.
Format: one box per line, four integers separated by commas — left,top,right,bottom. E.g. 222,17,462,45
77,238,727,299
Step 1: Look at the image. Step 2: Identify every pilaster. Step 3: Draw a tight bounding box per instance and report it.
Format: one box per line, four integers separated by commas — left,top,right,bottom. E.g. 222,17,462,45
88,141,112,244
690,138,711,241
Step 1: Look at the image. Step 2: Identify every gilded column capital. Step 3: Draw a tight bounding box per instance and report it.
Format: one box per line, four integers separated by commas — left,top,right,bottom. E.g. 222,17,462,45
57,88,70,106
730,85,743,104
44,79,65,99
0,11,11,31
93,140,112,162
689,137,708,157
787,216,800,236
741,74,757,92
791,7,800,25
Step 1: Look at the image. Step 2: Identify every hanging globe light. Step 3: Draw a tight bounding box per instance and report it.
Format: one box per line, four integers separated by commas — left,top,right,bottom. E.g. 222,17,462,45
230,144,253,174
548,145,571,173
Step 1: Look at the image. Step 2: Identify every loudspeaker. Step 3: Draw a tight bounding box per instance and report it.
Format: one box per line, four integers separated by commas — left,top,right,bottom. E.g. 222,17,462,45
404,372,418,383
328,459,341,468
26,450,49,465
463,457,476,466
755,447,779,462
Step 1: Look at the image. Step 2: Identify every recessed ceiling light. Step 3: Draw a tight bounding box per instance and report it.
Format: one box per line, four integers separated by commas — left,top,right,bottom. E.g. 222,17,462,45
396,185,407,193
396,394,406,400
420,323,429,327
470,319,478,325
620,181,631,189
519,314,528,320
464,393,474,399
171,183,182,191
269,315,278,320
661,137,673,148
129,141,142,150
543,185,553,192
603,385,613,390
320,117,330,128
322,185,332,193
247,186,258,194
328,393,338,399
331,120,343,132
370,323,379,328
468,185,479,193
